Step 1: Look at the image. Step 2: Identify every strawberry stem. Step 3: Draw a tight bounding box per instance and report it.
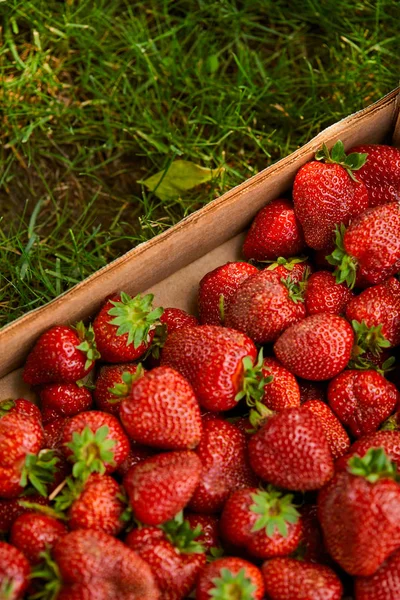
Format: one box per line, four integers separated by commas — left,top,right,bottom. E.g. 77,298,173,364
19,450,59,497
161,512,205,554
351,320,391,366
326,224,358,289
250,487,300,538
66,425,116,481
75,322,101,370
107,292,163,349
315,140,368,182
108,364,144,400
210,568,257,600
347,448,400,483
219,294,225,324
280,274,307,304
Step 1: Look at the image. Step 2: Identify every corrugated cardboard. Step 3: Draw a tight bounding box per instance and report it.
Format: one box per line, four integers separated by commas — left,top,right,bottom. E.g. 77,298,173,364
1,87,400,400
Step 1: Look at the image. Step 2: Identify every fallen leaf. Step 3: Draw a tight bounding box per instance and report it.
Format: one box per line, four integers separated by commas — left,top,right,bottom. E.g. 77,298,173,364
139,160,222,200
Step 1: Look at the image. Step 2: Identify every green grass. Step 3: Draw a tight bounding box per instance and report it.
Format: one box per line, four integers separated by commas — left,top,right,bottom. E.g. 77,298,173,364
1,0,398,327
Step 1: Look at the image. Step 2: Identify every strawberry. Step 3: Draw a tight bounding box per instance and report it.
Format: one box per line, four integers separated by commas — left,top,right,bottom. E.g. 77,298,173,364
126,516,206,599
198,262,258,325
185,513,220,551
298,380,326,403
161,325,266,412
0,495,49,534
327,203,400,287
346,278,400,348
93,292,163,362
119,366,202,450
43,417,68,449
53,473,126,535
116,442,153,478
124,451,202,526
299,504,330,564
261,558,343,600
305,270,354,315
248,407,334,491
348,143,400,207
1,397,42,421
196,557,265,600
260,256,313,284
335,431,400,472
10,512,67,564
260,357,300,412
23,322,99,385
355,546,400,599
220,486,302,559
189,415,258,513
292,140,368,250
274,314,354,380
0,541,30,600
302,399,350,459
94,363,144,416
225,271,306,344
243,199,305,261
327,370,400,438
161,307,198,332
61,411,130,478
32,528,160,599
39,383,93,424
318,448,400,575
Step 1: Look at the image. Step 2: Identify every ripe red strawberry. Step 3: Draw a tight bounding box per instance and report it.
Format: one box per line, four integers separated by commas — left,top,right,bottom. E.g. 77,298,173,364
299,504,330,564
198,261,258,325
274,314,354,380
116,442,153,478
293,140,369,250
126,518,206,599
261,357,301,412
355,546,400,599
327,202,400,287
328,370,400,438
346,278,400,348
220,486,302,559
260,257,313,284
189,415,258,513
305,270,354,315
318,448,400,576
61,411,130,478
298,380,326,403
243,199,305,261
262,558,343,600
0,398,42,421
94,363,144,416
161,307,198,332
33,529,160,600
93,292,163,363
348,143,400,207
161,325,263,412
196,557,265,600
23,322,99,385
225,272,306,344
248,407,334,491
53,473,126,536
303,399,350,459
124,451,202,526
10,512,67,564
39,383,93,424
0,541,30,600
335,431,400,472
43,417,68,449
0,495,49,534
185,513,220,551
119,366,202,450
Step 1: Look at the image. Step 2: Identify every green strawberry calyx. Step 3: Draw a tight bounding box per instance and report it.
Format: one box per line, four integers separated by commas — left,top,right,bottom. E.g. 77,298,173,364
381,414,400,431
66,425,116,481
30,549,62,600
350,320,392,371
161,511,205,554
20,450,59,497
347,447,400,483
236,349,273,428
315,140,368,182
280,269,310,304
51,476,84,513
146,323,168,360
250,487,300,538
75,321,101,370
18,499,67,521
265,256,308,271
108,364,144,401
326,224,358,289
107,292,163,349
210,567,257,600
0,399,16,417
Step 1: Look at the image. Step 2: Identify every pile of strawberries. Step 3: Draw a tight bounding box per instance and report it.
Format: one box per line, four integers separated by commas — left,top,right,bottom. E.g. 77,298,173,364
1,140,400,600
